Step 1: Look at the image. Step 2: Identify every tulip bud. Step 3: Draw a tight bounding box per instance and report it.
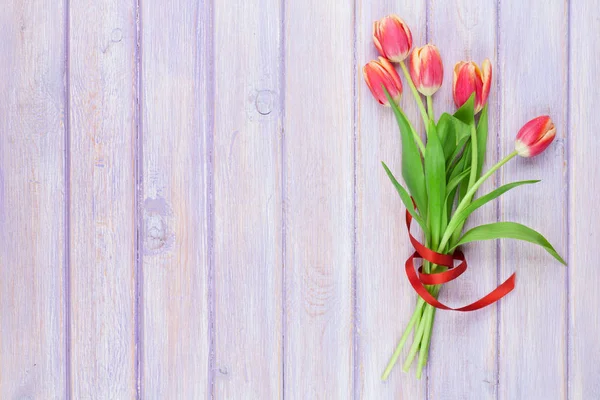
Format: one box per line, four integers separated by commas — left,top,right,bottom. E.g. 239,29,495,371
409,44,444,96
453,59,492,114
515,115,556,157
363,57,403,106
373,15,413,63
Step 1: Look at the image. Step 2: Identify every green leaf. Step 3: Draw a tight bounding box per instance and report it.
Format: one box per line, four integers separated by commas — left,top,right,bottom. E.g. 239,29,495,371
381,162,427,232
446,168,472,198
452,222,567,265
424,121,446,247
436,113,456,159
458,145,472,204
476,104,489,177
446,180,540,238
384,89,428,216
446,135,470,172
453,93,476,127
445,155,468,218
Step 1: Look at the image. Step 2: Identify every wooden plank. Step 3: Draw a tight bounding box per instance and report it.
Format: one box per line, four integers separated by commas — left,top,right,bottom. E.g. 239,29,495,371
0,1,67,398
498,1,568,398
283,0,354,397
67,0,137,397
140,0,210,397
355,3,427,398
212,0,282,397
569,0,600,398
427,1,499,398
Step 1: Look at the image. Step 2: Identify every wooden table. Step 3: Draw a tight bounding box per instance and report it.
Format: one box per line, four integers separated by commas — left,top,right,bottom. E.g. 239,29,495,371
0,0,597,398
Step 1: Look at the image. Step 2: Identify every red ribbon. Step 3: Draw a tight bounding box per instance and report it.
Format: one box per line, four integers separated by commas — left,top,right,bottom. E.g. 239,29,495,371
405,209,516,311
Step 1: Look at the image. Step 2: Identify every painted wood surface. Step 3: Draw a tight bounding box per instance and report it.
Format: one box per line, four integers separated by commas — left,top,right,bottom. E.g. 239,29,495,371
569,0,600,398
498,1,569,399
213,0,283,398
140,0,210,397
0,1,66,398
68,1,137,397
1,1,599,399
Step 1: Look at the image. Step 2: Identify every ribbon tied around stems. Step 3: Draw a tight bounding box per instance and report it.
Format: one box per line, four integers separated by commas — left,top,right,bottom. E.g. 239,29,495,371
405,209,516,311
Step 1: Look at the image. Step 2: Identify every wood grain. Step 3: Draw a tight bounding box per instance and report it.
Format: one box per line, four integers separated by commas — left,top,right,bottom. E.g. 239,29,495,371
569,1,600,398
355,2,427,398
283,0,354,397
140,0,210,397
212,0,283,398
0,1,67,398
68,1,137,397
498,1,568,399
428,1,499,398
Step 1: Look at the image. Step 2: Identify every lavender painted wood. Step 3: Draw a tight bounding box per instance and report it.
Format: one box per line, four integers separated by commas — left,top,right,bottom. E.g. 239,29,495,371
428,2,499,398
283,0,354,397
355,2,427,398
0,1,67,398
68,1,137,397
569,1,600,398
140,0,210,397
213,0,283,397
498,1,568,399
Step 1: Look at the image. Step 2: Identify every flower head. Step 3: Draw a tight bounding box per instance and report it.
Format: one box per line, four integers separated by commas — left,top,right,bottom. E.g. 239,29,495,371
515,116,557,157
453,59,492,113
409,44,444,96
363,57,403,106
373,15,413,63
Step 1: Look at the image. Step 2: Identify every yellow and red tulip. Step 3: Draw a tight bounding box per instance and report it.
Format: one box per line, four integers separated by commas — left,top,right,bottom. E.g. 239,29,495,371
363,57,403,106
453,59,492,113
515,116,557,157
373,15,413,63
409,44,444,96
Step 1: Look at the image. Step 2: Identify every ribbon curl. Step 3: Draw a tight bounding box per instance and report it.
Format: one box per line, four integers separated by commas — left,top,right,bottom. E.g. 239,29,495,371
405,209,516,312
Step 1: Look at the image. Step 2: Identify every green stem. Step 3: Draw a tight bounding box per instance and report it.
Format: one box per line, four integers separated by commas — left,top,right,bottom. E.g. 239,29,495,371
399,107,427,156
399,61,429,128
426,96,435,122
381,298,426,380
416,287,440,378
403,304,432,372
437,151,519,251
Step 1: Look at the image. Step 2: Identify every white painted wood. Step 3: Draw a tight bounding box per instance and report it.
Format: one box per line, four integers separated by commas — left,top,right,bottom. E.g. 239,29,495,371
140,0,210,397
428,1,499,398
569,0,600,398
355,2,427,398
213,0,283,398
283,0,354,397
0,1,67,398
498,1,568,399
68,1,137,397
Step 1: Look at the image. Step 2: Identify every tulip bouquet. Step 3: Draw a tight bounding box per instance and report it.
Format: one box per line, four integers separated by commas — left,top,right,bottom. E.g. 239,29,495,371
363,15,566,379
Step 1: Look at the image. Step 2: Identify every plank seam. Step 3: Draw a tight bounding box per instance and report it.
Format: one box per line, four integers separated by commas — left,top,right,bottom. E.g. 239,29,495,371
495,1,502,399
134,0,144,398
280,0,287,396
494,0,502,400
565,0,572,398
64,0,72,397
352,0,359,397
425,3,431,398
206,0,217,395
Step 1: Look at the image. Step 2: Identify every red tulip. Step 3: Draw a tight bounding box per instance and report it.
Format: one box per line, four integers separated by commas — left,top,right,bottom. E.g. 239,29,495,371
363,57,403,106
373,15,413,63
409,44,444,96
515,116,557,157
453,59,492,113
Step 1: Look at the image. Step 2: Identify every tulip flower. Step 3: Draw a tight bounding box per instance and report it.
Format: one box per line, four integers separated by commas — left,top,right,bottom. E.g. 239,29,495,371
409,44,444,96
363,57,403,106
515,115,556,157
453,59,492,113
373,15,413,63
